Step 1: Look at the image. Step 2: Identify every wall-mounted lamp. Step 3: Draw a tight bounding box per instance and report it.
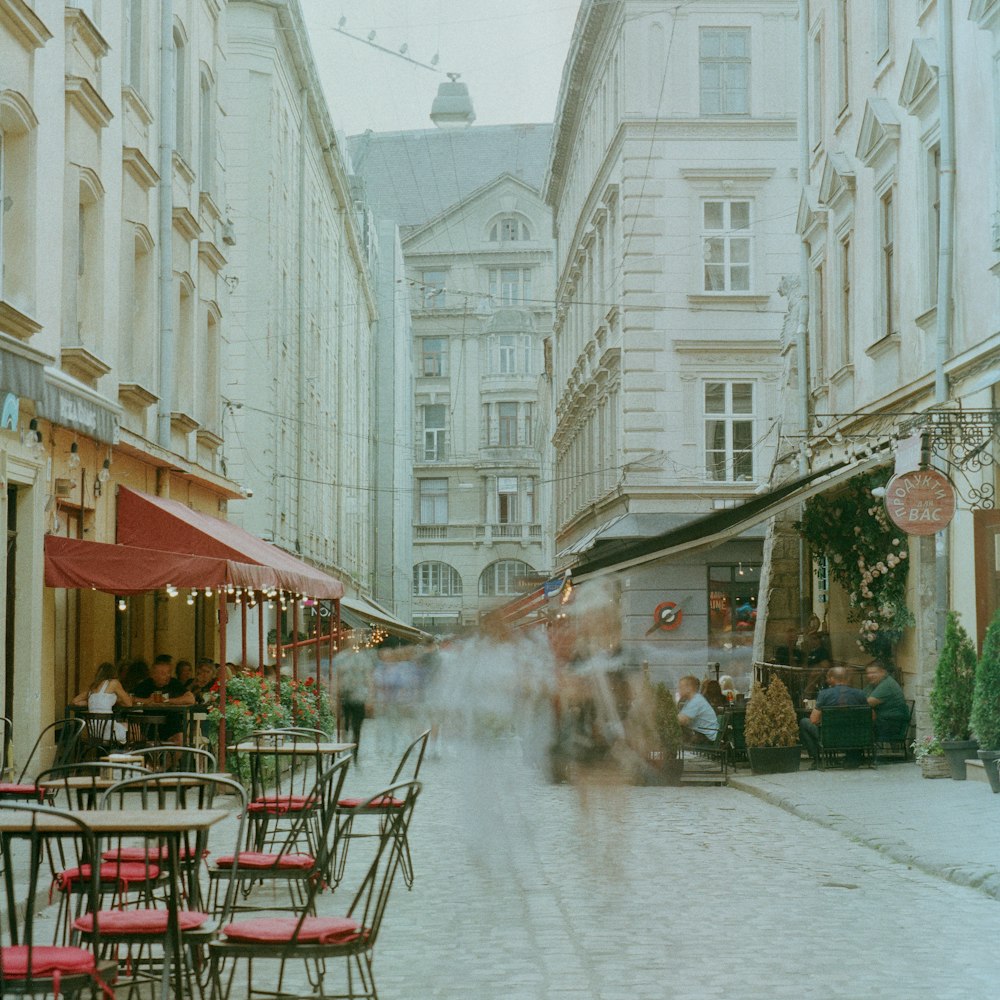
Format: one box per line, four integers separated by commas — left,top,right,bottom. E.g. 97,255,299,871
98,458,111,483
69,442,81,468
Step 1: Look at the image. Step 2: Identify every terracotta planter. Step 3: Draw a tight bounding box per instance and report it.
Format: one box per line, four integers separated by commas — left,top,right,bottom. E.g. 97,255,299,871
747,745,802,775
940,739,979,780
977,749,1000,793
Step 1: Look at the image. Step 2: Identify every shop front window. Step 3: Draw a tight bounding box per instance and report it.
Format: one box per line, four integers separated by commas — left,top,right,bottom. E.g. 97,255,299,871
708,563,760,652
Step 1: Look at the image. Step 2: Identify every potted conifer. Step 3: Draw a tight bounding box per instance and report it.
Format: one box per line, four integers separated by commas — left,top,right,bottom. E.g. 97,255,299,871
744,675,802,774
930,611,979,779
648,680,684,786
971,610,1000,794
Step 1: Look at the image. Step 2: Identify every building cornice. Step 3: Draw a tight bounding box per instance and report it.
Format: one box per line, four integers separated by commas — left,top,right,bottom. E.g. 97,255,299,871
65,75,113,130
0,0,52,51
123,146,159,190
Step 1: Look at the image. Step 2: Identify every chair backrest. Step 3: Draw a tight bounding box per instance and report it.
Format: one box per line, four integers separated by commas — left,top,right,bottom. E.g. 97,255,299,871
389,729,431,785
132,744,218,774
16,718,85,781
245,728,320,801
35,762,150,810
340,780,421,947
0,802,106,988
820,705,875,749
1,715,12,778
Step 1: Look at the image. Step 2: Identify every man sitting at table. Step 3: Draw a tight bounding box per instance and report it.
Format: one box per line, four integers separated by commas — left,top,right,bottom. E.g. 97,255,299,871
799,666,869,768
865,662,908,741
676,675,719,745
133,653,195,745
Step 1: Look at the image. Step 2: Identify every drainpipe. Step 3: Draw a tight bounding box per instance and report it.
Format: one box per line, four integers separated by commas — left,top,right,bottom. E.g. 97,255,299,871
296,87,308,554
796,0,812,630
934,0,956,644
157,1,175,451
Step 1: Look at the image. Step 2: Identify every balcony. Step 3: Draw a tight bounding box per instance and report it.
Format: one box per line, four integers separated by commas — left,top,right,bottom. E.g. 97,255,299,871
474,523,543,544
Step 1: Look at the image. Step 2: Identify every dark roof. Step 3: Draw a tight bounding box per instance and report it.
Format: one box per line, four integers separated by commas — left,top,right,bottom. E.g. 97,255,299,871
347,123,554,229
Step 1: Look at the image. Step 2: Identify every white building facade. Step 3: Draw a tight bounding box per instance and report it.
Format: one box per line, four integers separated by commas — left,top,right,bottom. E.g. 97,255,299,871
785,1,1000,718
545,0,801,684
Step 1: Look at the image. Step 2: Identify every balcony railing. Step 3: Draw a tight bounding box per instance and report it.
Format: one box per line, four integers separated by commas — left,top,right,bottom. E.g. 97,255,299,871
473,523,543,543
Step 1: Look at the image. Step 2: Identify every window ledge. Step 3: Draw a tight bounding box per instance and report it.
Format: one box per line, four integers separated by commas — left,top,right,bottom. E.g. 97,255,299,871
915,305,938,333
0,299,42,340
865,332,901,360
688,293,770,310
121,86,153,126
829,363,854,386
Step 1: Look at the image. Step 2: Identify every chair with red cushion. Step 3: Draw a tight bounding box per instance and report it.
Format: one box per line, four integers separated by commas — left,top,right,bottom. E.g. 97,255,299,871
207,780,421,1000
207,757,350,917
0,718,85,801
0,802,117,998
72,773,247,999
334,729,429,890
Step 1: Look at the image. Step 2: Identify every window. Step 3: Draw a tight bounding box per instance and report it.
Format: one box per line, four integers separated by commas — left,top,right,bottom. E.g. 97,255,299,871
422,405,447,461
836,1,849,112
704,381,754,482
699,28,750,115
708,563,760,651
492,334,533,375
497,403,518,447
524,403,534,447
173,26,188,159
880,188,896,337
480,560,535,597
0,102,33,311
874,0,890,61
124,0,145,93
489,215,529,242
421,270,447,308
839,233,852,366
927,145,940,303
812,260,826,379
525,478,535,523
702,200,751,292
497,477,518,523
418,478,448,524
77,172,103,342
421,337,447,376
488,268,533,306
199,70,215,192
413,561,462,597
810,30,823,148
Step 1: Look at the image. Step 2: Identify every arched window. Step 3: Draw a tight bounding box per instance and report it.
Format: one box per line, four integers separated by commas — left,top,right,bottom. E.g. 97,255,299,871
488,214,530,242
479,559,534,597
173,24,188,158
0,90,37,312
413,562,463,597
199,68,215,192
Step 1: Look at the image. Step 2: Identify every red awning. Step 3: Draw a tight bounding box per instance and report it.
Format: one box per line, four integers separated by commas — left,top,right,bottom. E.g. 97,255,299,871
115,487,344,599
44,536,276,595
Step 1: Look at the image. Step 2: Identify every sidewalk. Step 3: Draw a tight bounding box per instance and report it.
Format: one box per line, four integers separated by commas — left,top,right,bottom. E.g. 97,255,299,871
729,760,1000,901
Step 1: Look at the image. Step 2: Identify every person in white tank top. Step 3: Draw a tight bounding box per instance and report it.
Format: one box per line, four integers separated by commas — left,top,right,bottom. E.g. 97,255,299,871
73,661,133,744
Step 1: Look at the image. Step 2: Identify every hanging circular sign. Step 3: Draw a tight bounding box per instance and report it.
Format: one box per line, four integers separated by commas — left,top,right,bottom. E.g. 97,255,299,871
653,601,683,631
883,469,957,536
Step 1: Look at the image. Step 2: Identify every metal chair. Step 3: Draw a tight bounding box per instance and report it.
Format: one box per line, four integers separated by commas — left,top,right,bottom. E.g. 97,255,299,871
132,744,218,774
35,762,150,811
0,718,85,801
680,712,730,784
0,802,117,998
207,758,350,917
875,699,915,761
76,772,247,1000
334,729,429,889
75,711,126,762
818,705,877,769
207,780,421,1000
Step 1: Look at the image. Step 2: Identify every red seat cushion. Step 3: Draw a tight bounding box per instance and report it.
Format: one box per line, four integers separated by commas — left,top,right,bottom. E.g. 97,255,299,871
337,795,404,809
1,945,96,977
103,846,205,863
247,795,316,814
214,851,315,870
74,910,209,934
0,783,43,798
56,862,160,894
222,916,362,944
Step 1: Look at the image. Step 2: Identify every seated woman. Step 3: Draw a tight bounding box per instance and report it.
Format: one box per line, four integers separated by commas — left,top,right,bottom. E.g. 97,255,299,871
700,678,729,713
719,674,738,702
73,661,133,744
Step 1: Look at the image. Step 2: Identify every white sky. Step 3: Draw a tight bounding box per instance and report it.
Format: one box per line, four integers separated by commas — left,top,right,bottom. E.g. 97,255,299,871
298,0,581,137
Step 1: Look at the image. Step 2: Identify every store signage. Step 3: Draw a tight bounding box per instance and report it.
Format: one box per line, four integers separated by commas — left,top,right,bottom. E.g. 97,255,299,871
883,469,957,535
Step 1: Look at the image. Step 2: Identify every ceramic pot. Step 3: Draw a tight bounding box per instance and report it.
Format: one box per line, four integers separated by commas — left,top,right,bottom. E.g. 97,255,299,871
940,738,979,780
747,745,802,775
977,749,1000,793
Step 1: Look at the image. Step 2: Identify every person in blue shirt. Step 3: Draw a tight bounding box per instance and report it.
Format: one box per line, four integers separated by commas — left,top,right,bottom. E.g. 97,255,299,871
799,665,869,767
677,675,719,744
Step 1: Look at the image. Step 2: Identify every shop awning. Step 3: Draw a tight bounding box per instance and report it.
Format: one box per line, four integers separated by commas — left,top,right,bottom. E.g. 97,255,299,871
570,455,888,582
116,487,344,599
43,536,275,595
340,596,431,643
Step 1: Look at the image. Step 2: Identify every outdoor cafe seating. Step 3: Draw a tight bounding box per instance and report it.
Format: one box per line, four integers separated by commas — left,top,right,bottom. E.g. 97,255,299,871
0,718,85,802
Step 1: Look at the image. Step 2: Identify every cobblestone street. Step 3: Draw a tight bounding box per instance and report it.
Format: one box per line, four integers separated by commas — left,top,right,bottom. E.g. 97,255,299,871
351,722,1000,1000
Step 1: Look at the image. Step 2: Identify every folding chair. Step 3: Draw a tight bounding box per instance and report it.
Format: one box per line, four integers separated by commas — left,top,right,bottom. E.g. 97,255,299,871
0,719,86,801
207,780,421,1000
0,802,117,998
334,730,429,889
207,757,349,917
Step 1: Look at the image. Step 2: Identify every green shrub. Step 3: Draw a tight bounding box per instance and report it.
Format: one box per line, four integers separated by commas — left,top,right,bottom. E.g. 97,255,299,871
744,676,799,748
929,611,977,740
971,610,1000,751
652,681,682,756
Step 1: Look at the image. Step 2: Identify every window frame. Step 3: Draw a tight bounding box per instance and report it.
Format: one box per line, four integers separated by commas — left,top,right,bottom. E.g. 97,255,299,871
699,27,751,117
703,380,756,483
421,336,447,377
418,478,448,525
879,185,896,338
479,559,535,597
412,561,462,597
488,267,533,306
701,198,752,293
422,404,448,462
421,270,447,309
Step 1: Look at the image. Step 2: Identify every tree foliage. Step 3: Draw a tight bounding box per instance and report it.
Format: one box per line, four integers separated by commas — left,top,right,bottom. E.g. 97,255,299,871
929,611,977,740
971,610,1000,751
744,676,799,748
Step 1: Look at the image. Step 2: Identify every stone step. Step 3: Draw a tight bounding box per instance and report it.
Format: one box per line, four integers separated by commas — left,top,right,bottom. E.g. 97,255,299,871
965,758,989,783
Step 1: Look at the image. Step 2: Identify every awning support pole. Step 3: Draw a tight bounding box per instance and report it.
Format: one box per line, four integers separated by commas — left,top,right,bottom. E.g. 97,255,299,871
258,598,265,674
292,600,300,682
218,596,228,773
241,599,248,670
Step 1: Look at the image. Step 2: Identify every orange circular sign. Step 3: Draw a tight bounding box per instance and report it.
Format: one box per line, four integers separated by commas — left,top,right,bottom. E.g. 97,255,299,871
653,601,683,631
883,469,957,536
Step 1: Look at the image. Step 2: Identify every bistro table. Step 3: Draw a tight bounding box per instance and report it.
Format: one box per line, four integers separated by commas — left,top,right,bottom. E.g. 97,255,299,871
68,704,209,750
0,807,229,1000
225,740,354,757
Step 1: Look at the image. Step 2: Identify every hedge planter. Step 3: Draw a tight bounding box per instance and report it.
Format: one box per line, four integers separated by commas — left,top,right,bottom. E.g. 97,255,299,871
940,738,979,781
977,749,1000,794
748,745,803,775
